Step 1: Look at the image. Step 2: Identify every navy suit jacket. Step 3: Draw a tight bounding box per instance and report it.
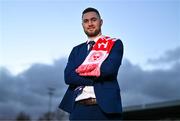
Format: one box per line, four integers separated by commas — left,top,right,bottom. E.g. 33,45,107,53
59,39,124,114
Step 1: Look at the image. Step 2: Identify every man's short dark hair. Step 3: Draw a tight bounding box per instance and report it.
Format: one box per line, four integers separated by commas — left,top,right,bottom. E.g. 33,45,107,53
82,7,101,19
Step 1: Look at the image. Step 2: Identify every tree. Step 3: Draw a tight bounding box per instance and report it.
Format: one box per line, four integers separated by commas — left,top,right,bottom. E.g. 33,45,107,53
16,111,31,121
38,111,55,121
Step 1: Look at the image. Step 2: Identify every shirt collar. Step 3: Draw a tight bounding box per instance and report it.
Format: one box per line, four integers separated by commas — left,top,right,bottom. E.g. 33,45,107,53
87,35,103,44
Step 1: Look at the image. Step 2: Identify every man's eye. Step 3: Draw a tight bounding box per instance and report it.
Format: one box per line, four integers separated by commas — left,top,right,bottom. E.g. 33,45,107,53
92,18,97,21
83,20,88,23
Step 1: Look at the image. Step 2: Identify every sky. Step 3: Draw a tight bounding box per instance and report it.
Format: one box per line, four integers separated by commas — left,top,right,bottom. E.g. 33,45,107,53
0,0,180,120
1,0,179,74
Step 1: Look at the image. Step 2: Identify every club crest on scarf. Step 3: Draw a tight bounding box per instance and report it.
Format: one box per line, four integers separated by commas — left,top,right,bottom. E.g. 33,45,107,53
88,51,103,62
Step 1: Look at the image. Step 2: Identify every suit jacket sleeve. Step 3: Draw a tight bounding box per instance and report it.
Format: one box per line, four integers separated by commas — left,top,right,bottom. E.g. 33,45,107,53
64,46,94,86
99,39,124,79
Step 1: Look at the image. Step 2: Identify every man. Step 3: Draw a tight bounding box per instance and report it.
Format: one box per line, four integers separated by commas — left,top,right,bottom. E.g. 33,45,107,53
59,7,124,120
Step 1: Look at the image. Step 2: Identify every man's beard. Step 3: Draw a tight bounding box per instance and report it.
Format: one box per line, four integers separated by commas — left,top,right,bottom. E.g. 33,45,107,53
84,28,101,37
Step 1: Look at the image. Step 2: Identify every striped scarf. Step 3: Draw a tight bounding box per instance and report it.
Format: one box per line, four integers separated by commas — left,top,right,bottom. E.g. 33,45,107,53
76,36,117,77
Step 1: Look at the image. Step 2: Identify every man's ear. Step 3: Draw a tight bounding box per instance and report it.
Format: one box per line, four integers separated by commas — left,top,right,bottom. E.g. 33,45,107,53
100,19,103,26
82,22,84,28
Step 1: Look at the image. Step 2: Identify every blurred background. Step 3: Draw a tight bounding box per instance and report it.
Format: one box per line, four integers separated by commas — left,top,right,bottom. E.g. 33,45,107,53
0,0,180,120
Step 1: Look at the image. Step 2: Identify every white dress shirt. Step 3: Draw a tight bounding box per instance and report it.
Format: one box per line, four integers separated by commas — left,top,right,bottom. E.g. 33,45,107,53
75,35,103,101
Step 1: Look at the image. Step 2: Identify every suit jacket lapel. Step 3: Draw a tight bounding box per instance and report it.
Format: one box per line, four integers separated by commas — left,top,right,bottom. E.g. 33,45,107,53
77,43,88,65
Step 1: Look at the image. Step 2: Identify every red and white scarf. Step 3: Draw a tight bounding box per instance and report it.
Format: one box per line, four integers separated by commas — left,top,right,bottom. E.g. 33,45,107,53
75,36,117,77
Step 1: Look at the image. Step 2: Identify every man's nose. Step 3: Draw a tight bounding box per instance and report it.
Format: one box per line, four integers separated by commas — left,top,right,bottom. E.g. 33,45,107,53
88,20,93,26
